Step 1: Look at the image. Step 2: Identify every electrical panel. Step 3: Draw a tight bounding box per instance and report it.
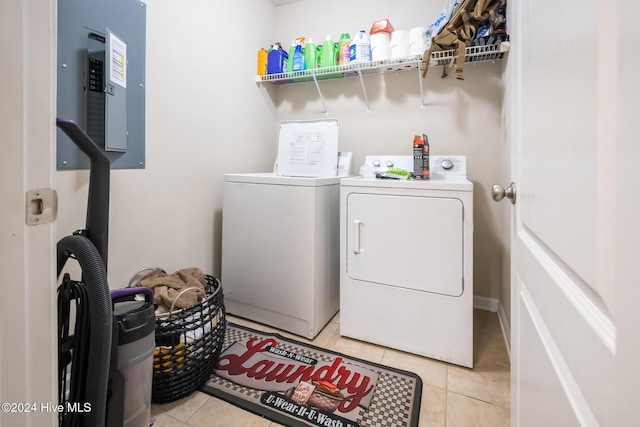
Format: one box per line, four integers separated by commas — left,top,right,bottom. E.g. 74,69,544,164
57,0,146,170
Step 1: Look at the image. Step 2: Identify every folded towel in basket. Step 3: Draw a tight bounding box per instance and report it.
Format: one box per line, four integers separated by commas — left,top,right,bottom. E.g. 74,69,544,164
138,267,206,313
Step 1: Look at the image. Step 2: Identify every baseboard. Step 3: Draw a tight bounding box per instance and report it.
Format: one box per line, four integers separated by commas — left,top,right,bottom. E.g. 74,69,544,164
474,296,511,361
497,300,511,360
473,296,499,312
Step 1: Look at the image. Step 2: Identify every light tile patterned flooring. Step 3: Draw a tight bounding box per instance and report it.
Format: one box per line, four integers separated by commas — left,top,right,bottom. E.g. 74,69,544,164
151,309,510,426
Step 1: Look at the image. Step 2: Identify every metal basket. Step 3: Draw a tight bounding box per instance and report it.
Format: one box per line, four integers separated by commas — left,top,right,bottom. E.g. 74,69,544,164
139,273,226,403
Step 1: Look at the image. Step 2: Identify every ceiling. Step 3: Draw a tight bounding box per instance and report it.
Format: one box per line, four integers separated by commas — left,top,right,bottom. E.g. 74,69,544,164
270,0,303,6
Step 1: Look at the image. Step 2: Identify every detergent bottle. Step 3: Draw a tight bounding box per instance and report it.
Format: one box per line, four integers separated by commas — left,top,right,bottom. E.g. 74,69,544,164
338,33,351,66
267,43,288,74
286,41,296,73
257,48,268,75
349,30,372,64
304,37,318,69
320,34,337,68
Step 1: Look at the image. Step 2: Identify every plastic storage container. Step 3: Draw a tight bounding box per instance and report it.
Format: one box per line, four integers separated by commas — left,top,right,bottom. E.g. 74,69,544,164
107,288,156,427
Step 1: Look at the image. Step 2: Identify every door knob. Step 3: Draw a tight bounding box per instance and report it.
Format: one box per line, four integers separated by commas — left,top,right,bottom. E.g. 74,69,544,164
492,182,516,204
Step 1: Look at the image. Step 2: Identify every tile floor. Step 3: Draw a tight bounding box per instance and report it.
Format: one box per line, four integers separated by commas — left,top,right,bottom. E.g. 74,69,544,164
151,309,511,427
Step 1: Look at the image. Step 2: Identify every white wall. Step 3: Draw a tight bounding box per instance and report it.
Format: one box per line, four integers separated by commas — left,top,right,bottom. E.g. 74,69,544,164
55,0,508,315
271,0,507,304
56,0,277,287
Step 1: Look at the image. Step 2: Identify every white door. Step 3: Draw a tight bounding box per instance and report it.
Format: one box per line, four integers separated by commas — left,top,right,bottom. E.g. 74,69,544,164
505,0,640,426
0,1,58,426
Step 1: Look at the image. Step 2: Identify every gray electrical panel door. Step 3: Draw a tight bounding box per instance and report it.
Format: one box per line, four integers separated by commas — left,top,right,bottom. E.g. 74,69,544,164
57,0,145,170
105,28,128,152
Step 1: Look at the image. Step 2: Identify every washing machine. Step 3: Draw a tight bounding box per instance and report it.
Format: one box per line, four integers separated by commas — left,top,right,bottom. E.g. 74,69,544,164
222,173,341,339
221,119,351,339
340,155,474,367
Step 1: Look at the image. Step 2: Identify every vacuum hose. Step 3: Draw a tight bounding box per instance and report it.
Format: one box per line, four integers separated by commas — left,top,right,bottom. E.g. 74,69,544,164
58,235,112,427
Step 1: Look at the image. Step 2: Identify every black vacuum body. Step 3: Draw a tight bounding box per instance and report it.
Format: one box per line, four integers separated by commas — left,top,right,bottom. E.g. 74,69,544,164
56,118,154,427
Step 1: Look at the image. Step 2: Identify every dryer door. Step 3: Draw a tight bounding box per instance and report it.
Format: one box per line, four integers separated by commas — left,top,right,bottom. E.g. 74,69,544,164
346,193,464,296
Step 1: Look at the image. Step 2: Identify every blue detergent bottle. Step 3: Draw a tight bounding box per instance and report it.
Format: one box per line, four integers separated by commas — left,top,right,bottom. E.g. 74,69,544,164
267,43,288,74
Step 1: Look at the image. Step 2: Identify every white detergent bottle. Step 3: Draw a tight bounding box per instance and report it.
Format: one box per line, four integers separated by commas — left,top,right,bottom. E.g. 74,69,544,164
349,30,372,64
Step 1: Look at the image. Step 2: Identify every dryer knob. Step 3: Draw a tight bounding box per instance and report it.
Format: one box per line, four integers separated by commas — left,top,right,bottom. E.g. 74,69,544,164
441,159,454,170
386,160,394,168
373,160,381,167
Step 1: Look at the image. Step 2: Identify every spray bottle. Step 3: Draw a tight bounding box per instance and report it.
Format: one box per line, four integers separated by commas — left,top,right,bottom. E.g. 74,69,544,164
292,44,306,71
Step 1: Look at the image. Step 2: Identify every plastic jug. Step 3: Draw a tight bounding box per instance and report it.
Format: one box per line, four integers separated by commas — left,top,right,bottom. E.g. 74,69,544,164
320,34,336,68
338,33,351,66
267,43,288,74
304,38,318,69
349,30,371,64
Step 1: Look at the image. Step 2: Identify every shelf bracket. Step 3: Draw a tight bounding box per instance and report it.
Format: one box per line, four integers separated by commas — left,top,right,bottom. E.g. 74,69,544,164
417,65,426,110
356,70,371,113
311,74,328,114
257,82,276,114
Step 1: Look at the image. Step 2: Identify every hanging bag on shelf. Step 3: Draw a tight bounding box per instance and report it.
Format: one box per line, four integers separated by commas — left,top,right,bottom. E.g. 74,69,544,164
424,0,462,50
421,0,506,80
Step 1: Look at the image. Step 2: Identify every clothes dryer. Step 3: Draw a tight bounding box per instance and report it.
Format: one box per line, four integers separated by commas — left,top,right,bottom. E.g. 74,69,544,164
340,156,474,367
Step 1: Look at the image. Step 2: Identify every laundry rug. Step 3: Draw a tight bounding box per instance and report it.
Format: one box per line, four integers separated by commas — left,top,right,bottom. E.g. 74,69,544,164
201,323,422,427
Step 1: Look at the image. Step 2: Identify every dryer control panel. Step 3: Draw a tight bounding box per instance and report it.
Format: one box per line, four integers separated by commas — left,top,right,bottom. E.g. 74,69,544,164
361,155,466,177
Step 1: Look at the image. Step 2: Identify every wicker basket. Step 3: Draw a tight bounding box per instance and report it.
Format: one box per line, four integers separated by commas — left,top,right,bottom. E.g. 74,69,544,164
149,274,226,403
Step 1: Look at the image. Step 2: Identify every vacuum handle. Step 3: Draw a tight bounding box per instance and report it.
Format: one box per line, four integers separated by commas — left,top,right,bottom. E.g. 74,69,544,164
56,118,111,271
111,287,154,303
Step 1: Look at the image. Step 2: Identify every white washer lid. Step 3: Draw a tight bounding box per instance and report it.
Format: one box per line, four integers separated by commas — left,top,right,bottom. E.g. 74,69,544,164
224,172,342,186
276,119,339,178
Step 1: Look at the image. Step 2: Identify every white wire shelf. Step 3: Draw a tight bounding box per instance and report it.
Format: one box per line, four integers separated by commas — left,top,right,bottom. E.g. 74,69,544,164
255,55,425,85
255,41,509,112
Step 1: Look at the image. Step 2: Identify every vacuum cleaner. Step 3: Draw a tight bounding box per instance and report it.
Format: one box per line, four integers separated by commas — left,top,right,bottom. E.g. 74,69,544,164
56,118,155,427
